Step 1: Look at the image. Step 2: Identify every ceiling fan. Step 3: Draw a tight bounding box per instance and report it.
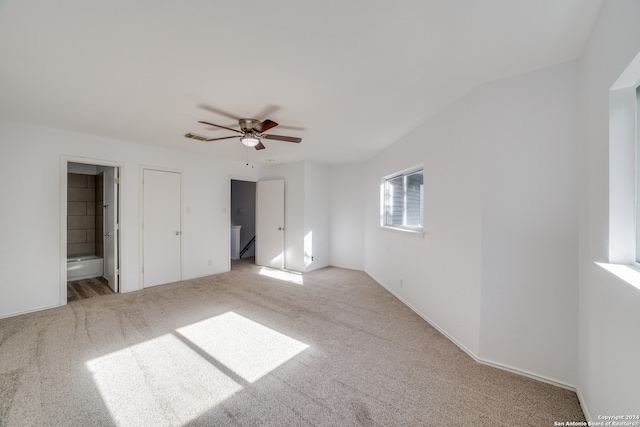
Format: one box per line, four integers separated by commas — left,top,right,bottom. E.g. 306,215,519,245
185,118,302,150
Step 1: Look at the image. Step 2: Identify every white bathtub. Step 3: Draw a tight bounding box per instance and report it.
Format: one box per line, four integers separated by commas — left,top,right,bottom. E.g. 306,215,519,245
67,255,104,281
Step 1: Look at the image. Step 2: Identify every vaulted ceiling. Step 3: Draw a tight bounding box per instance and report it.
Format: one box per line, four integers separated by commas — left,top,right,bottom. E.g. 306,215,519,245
0,0,604,165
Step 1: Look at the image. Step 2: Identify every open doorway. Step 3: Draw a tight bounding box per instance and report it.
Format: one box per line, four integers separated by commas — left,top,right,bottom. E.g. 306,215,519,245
230,179,256,268
63,160,120,303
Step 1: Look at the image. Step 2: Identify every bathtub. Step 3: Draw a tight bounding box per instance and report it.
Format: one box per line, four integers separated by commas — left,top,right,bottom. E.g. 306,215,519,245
67,255,104,281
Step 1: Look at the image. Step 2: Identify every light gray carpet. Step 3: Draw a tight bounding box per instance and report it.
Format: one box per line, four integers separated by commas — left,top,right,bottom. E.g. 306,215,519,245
0,260,585,426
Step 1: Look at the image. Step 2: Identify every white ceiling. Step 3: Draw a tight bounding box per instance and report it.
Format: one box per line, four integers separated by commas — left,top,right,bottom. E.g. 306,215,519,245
0,0,604,165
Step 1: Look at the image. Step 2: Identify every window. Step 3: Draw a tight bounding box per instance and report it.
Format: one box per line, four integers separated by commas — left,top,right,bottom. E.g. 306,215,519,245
636,85,640,262
608,50,640,265
382,168,424,232
605,48,640,289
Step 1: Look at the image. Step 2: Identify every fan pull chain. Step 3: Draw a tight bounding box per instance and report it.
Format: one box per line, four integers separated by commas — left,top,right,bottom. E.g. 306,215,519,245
245,146,254,168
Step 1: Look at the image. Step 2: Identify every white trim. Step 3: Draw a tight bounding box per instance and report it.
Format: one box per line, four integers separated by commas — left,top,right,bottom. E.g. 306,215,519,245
381,164,424,180
594,262,640,298
476,358,576,391
367,269,579,392
608,49,640,264
61,155,125,305
228,175,259,272
0,304,61,321
366,270,478,360
380,165,424,232
576,387,593,423
139,165,184,289
379,224,425,237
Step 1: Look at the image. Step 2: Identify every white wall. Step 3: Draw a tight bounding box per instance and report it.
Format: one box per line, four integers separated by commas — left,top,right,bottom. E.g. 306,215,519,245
304,162,329,272
577,0,640,418
479,62,579,386
329,163,365,270
364,84,484,357
261,161,331,273
261,161,306,272
363,61,580,386
0,119,259,318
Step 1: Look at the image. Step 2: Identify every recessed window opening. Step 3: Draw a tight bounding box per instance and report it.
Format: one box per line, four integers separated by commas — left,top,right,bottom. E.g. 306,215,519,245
382,167,424,232
634,86,640,263
608,48,640,271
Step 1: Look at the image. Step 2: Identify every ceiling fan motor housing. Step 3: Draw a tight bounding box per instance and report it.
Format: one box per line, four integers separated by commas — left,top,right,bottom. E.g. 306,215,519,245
239,118,261,132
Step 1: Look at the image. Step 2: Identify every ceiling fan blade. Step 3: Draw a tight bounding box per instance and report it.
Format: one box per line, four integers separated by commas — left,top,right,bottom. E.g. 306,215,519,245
275,124,306,131
262,134,302,143
198,121,243,134
204,135,239,142
253,119,278,133
254,142,266,150
254,104,280,120
198,104,241,121
184,133,238,142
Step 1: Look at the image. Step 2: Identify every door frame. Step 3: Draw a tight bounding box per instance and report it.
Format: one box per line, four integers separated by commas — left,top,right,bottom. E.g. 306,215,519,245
228,175,258,271
140,165,184,289
60,156,124,306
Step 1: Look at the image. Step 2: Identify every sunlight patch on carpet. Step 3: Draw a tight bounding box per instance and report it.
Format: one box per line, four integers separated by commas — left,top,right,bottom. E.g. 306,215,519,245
86,334,242,426
259,267,304,285
177,311,309,383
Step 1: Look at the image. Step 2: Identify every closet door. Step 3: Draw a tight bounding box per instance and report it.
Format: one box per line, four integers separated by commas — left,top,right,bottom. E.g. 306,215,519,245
255,179,284,269
143,169,182,287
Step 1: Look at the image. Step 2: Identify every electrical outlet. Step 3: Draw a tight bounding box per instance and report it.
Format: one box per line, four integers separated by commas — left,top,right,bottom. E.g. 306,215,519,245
311,256,314,261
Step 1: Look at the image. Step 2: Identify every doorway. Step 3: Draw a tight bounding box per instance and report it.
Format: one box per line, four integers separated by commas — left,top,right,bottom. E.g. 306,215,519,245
230,179,257,268
63,160,121,303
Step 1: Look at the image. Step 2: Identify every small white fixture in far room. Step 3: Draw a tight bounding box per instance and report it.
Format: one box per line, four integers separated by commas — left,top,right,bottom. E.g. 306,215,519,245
230,225,242,260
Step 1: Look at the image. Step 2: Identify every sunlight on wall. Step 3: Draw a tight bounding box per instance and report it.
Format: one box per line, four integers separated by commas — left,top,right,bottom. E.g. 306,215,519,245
304,231,313,268
258,266,304,285
269,252,284,269
85,311,308,425
595,262,640,291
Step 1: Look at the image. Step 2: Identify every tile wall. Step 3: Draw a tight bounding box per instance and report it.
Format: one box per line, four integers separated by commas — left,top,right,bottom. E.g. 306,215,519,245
67,173,102,258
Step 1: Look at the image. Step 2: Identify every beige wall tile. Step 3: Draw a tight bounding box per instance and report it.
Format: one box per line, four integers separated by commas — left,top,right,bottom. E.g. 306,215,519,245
68,173,87,188
68,202,86,216
68,216,94,230
68,187,96,202
68,243,95,257
67,229,86,244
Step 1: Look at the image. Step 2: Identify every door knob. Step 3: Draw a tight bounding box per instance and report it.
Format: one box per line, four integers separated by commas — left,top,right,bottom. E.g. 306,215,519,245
104,232,110,237
175,231,181,235
278,227,284,231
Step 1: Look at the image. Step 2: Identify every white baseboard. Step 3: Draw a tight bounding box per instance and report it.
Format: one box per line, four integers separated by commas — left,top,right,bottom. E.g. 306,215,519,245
575,387,592,422
0,303,61,320
365,270,578,393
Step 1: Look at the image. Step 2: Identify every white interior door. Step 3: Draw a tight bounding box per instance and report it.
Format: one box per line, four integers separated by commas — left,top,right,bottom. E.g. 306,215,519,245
143,169,182,287
103,167,119,292
255,180,284,269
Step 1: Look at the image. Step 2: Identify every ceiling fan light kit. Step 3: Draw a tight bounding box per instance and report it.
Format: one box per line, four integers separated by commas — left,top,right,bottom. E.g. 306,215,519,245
240,136,260,147
186,115,302,151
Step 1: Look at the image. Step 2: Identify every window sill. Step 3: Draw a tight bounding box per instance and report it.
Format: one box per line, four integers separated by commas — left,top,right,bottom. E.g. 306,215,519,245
380,225,425,237
594,262,640,297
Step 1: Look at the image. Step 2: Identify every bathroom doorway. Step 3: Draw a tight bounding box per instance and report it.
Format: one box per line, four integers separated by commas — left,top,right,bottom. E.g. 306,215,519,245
230,179,256,268
62,159,121,303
